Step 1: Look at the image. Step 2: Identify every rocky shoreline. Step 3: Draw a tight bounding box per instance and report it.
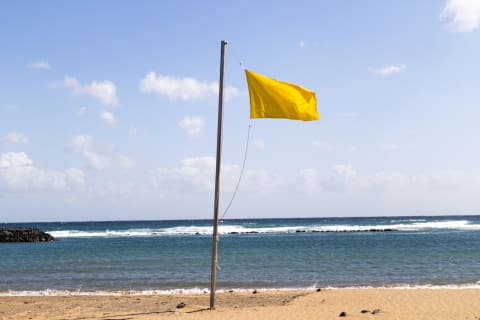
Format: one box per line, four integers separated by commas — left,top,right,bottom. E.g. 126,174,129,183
0,228,55,242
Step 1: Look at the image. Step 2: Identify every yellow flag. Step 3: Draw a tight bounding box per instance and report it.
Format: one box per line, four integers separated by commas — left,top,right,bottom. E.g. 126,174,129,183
245,69,319,121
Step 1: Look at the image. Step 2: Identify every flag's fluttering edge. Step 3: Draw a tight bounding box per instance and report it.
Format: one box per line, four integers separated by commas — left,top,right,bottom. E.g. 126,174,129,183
245,69,319,121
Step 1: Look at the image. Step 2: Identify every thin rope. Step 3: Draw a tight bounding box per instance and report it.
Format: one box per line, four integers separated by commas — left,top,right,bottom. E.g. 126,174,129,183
228,43,247,70
220,122,252,220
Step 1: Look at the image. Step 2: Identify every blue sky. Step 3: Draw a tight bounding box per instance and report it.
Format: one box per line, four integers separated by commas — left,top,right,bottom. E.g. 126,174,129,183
1,0,480,222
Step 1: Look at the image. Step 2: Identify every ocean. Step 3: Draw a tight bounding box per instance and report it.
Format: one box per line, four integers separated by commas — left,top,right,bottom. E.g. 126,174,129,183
1,215,480,295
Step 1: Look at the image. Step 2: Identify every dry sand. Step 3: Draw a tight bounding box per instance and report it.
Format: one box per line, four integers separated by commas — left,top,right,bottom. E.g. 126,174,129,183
1,288,480,320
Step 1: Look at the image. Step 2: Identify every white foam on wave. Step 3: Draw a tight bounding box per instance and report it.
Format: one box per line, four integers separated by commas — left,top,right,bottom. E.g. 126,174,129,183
327,282,480,290
390,218,426,223
47,219,480,238
0,287,210,297
49,229,159,238
3,283,480,296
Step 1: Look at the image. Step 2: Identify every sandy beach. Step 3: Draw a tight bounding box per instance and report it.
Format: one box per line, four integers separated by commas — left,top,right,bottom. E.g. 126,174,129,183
1,288,480,320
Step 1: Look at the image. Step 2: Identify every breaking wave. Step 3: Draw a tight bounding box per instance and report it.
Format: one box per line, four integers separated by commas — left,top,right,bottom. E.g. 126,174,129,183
3,282,480,296
47,219,480,238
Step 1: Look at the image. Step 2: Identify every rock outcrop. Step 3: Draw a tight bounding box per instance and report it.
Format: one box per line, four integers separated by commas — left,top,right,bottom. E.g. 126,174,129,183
0,228,55,242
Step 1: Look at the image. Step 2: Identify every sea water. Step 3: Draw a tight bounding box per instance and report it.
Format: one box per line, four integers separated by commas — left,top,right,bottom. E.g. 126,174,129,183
1,215,480,295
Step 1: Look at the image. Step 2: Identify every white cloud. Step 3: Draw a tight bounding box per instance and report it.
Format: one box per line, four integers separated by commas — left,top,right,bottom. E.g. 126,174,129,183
154,156,217,191
0,152,84,192
292,165,480,195
139,72,241,101
26,61,50,70
52,77,118,106
374,64,406,76
153,156,277,194
68,135,110,170
119,155,136,168
294,168,319,193
1,132,30,145
242,169,278,192
100,110,116,126
441,0,480,32
178,116,205,137
297,40,306,48
323,165,358,191
0,152,32,168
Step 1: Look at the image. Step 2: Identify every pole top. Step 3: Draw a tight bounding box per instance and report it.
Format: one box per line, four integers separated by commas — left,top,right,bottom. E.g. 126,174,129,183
221,40,227,45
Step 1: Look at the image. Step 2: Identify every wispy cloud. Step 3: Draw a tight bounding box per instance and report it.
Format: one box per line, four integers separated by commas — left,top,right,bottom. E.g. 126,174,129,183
374,64,406,76
26,61,50,70
441,0,480,32
294,165,479,194
178,116,205,137
297,40,306,48
1,132,30,145
119,155,136,168
153,156,277,193
139,72,241,101
99,110,116,126
68,135,111,170
51,77,118,106
74,106,88,118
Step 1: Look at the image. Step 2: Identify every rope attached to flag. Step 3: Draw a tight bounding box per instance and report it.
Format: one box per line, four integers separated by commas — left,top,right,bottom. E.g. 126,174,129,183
220,122,252,220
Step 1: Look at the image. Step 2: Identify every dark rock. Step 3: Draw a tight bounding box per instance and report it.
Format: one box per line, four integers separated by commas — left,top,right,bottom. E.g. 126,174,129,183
176,302,186,309
228,290,234,293
316,288,322,292
252,289,258,294
339,311,347,317
371,309,381,314
0,228,55,243
360,309,369,313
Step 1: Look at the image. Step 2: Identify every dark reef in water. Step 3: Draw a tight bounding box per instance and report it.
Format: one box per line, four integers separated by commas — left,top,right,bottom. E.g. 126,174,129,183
0,228,55,242
225,228,397,235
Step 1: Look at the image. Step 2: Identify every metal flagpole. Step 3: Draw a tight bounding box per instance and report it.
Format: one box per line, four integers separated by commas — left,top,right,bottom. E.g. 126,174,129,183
210,40,227,309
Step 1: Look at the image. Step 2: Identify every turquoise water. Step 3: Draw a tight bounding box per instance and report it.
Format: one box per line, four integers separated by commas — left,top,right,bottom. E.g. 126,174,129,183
1,216,480,294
